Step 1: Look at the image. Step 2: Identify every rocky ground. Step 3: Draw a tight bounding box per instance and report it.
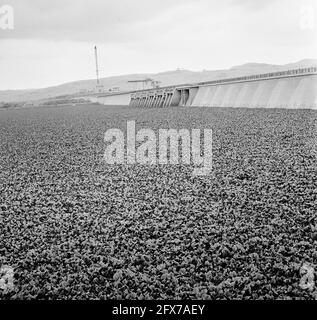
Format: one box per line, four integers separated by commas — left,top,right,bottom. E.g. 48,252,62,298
0,104,316,299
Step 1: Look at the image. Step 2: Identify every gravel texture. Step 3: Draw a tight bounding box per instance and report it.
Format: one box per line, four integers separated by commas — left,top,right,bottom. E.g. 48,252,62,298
0,104,316,299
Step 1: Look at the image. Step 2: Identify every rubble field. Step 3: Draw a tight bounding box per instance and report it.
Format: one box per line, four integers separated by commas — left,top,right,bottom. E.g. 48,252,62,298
0,104,316,299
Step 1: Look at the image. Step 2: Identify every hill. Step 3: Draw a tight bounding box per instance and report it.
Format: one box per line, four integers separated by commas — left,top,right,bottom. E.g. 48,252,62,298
0,59,316,103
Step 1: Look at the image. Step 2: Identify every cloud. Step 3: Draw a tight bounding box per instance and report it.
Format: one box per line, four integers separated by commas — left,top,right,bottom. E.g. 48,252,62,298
0,0,200,42
1,0,315,46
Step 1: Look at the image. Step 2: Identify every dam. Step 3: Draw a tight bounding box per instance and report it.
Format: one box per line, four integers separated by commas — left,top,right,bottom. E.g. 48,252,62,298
86,67,317,109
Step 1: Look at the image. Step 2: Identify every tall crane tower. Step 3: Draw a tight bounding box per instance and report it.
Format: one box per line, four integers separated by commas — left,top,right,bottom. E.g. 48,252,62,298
94,45,104,93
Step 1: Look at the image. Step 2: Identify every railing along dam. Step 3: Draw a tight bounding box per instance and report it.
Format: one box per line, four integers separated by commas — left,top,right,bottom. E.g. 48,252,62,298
87,67,317,109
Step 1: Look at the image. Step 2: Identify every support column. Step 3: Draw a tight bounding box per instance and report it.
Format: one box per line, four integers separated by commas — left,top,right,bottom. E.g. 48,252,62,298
144,96,149,108
147,95,151,107
154,95,159,108
158,96,163,107
162,95,167,107
165,94,171,107
149,95,155,108
163,95,168,107
181,90,185,106
167,93,173,107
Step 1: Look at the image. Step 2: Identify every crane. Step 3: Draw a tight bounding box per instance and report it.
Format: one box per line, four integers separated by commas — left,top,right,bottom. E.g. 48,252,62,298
94,45,100,86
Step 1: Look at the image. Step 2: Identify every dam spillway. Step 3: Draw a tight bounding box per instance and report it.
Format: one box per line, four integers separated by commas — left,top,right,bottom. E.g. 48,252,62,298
88,67,317,109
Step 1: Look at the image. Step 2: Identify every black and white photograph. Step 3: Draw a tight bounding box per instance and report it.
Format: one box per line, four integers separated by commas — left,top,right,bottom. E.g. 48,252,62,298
0,0,317,310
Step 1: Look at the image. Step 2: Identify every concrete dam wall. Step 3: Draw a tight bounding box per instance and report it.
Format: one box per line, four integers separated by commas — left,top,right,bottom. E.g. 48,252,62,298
88,67,317,109
191,73,317,109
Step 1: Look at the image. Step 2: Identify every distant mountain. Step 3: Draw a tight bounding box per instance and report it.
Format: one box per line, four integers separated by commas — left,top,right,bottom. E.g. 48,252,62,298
230,62,278,71
1,59,316,103
230,59,317,73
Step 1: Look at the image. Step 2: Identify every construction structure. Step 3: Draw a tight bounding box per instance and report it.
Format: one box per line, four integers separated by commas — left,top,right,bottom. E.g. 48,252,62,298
94,46,104,93
85,67,317,109
128,78,161,91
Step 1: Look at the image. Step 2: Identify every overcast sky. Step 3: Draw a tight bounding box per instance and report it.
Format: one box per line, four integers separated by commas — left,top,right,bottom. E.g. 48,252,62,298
0,0,316,90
